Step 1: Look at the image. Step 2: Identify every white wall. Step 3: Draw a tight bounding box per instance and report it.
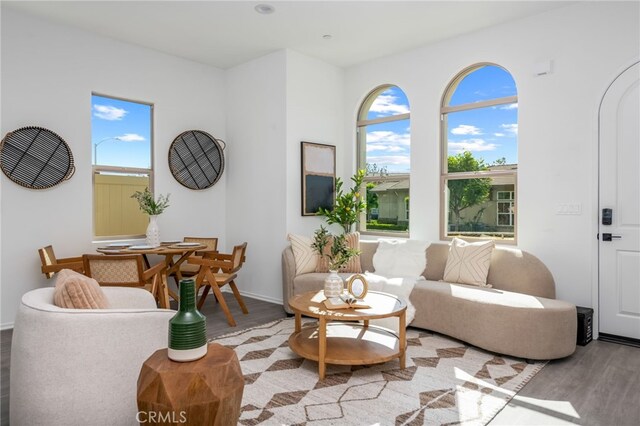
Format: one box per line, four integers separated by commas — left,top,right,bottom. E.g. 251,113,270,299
343,2,640,307
286,50,345,236
225,50,287,304
2,2,638,326
225,50,345,304
0,9,227,327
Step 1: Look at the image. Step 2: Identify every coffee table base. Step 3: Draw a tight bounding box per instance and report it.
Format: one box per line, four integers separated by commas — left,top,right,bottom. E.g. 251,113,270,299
289,322,405,379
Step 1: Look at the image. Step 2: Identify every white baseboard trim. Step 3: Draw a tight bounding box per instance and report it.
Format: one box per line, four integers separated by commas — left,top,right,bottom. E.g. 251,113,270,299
1,322,14,331
219,287,283,305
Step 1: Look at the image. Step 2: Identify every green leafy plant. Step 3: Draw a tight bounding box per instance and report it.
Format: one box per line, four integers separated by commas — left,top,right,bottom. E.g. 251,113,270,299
131,187,171,215
317,169,366,233
311,226,360,271
447,151,491,231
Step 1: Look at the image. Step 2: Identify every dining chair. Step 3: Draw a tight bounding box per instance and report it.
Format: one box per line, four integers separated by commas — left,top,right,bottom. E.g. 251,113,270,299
38,245,84,279
189,242,248,327
176,236,219,278
82,254,166,303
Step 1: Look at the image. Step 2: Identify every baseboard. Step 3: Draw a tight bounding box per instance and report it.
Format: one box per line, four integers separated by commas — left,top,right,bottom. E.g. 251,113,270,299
598,333,640,348
1,322,14,331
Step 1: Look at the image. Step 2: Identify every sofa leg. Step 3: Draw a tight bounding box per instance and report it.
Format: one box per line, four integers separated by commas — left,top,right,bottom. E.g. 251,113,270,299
525,359,535,364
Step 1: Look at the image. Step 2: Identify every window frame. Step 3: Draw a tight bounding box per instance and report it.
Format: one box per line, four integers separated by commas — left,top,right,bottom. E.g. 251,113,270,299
440,63,518,243
356,84,410,238
91,92,154,241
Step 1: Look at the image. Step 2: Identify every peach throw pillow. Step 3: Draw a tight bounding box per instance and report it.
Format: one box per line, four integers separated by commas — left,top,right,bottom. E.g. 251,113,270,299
315,232,362,273
54,269,110,309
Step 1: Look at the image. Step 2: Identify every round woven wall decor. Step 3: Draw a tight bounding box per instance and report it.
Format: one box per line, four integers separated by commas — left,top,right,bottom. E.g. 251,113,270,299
0,126,75,190
168,130,225,190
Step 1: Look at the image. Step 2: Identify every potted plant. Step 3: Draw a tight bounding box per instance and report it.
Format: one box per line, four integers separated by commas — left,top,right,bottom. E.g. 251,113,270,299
311,226,360,298
317,169,366,233
131,188,170,247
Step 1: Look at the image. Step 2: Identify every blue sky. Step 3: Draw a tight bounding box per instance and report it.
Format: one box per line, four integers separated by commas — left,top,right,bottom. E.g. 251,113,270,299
91,94,152,169
365,65,518,173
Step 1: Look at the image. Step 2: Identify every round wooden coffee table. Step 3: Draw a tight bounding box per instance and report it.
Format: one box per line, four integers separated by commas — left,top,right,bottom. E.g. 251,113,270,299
288,290,407,380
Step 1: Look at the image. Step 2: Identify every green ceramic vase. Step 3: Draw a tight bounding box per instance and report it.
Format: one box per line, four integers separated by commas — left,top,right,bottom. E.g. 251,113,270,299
168,279,207,362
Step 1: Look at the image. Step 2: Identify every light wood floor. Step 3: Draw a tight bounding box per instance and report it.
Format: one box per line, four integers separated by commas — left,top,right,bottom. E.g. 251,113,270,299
2,295,639,426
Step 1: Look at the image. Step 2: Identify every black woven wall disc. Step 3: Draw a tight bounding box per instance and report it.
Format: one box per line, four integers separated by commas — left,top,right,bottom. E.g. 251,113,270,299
168,130,225,190
1,126,75,190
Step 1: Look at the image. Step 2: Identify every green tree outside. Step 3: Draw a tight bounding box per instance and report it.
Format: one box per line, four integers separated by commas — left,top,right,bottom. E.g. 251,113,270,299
447,151,492,231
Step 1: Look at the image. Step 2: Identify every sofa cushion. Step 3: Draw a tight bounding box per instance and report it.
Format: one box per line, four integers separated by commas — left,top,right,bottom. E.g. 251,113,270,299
409,279,576,360
287,234,319,275
54,269,110,309
373,239,429,277
443,238,494,287
315,232,362,273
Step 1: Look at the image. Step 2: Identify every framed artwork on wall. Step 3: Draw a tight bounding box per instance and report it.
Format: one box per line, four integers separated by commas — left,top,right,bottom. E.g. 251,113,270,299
301,141,335,216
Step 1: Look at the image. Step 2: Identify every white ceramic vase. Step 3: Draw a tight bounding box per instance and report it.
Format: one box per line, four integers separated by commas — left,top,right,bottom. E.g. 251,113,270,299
146,215,160,247
324,270,343,298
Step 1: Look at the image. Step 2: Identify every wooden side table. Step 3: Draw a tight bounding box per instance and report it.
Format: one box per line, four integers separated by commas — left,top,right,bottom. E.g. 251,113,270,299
137,343,244,425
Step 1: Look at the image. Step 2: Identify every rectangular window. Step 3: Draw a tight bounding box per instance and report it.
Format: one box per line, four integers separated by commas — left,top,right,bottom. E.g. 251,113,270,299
496,191,515,226
92,94,153,239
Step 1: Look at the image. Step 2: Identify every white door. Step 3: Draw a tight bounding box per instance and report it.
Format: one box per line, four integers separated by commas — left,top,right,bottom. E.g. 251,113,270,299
599,62,640,340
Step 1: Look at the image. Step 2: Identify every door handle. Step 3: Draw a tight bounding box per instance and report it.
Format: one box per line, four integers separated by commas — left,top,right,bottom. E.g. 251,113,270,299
602,233,622,241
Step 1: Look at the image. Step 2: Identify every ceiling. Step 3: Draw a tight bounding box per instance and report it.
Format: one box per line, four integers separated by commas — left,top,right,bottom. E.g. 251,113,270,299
3,1,576,69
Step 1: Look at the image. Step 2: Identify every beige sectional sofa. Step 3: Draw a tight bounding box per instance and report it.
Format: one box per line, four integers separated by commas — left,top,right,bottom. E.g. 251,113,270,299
282,240,577,360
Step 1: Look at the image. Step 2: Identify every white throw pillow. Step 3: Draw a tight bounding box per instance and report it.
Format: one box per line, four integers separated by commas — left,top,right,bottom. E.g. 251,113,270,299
372,239,429,278
287,234,319,275
443,237,495,287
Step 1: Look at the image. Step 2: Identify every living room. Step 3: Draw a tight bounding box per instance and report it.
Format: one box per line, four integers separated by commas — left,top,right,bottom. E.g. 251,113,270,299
1,1,639,425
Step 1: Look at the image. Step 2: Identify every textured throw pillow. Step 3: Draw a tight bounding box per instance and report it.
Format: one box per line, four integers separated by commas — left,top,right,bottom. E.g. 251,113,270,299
372,239,430,277
54,269,110,309
315,232,362,273
443,238,495,287
287,234,319,275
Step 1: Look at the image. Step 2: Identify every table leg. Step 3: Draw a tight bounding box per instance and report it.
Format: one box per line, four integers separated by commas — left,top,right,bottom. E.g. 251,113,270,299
363,320,369,327
295,313,301,333
399,311,406,369
164,255,180,302
318,317,327,380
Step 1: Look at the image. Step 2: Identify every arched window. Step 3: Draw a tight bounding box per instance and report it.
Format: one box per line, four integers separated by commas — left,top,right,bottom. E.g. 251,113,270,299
357,85,410,235
441,64,517,241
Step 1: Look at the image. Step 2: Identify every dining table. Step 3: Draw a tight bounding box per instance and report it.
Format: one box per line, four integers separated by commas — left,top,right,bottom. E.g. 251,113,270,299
96,242,215,308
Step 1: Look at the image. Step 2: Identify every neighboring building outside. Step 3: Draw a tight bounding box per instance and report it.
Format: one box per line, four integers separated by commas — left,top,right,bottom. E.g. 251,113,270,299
369,166,515,237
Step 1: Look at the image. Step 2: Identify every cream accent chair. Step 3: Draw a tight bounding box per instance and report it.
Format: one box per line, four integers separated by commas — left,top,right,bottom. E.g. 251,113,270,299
10,287,175,426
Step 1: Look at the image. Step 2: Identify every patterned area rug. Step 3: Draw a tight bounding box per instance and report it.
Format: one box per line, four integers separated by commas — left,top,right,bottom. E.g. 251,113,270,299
213,319,545,426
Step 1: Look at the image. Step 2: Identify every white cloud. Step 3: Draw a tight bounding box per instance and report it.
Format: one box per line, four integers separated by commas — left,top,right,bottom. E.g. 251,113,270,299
367,155,410,167
448,138,498,153
93,104,127,120
500,103,518,110
367,130,410,145
451,124,482,135
116,133,145,142
501,123,518,135
370,94,409,116
366,130,410,153
493,132,506,137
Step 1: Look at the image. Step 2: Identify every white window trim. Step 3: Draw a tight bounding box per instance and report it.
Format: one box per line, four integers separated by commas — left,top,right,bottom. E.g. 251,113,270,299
440,63,518,243
356,84,411,237
92,93,154,241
